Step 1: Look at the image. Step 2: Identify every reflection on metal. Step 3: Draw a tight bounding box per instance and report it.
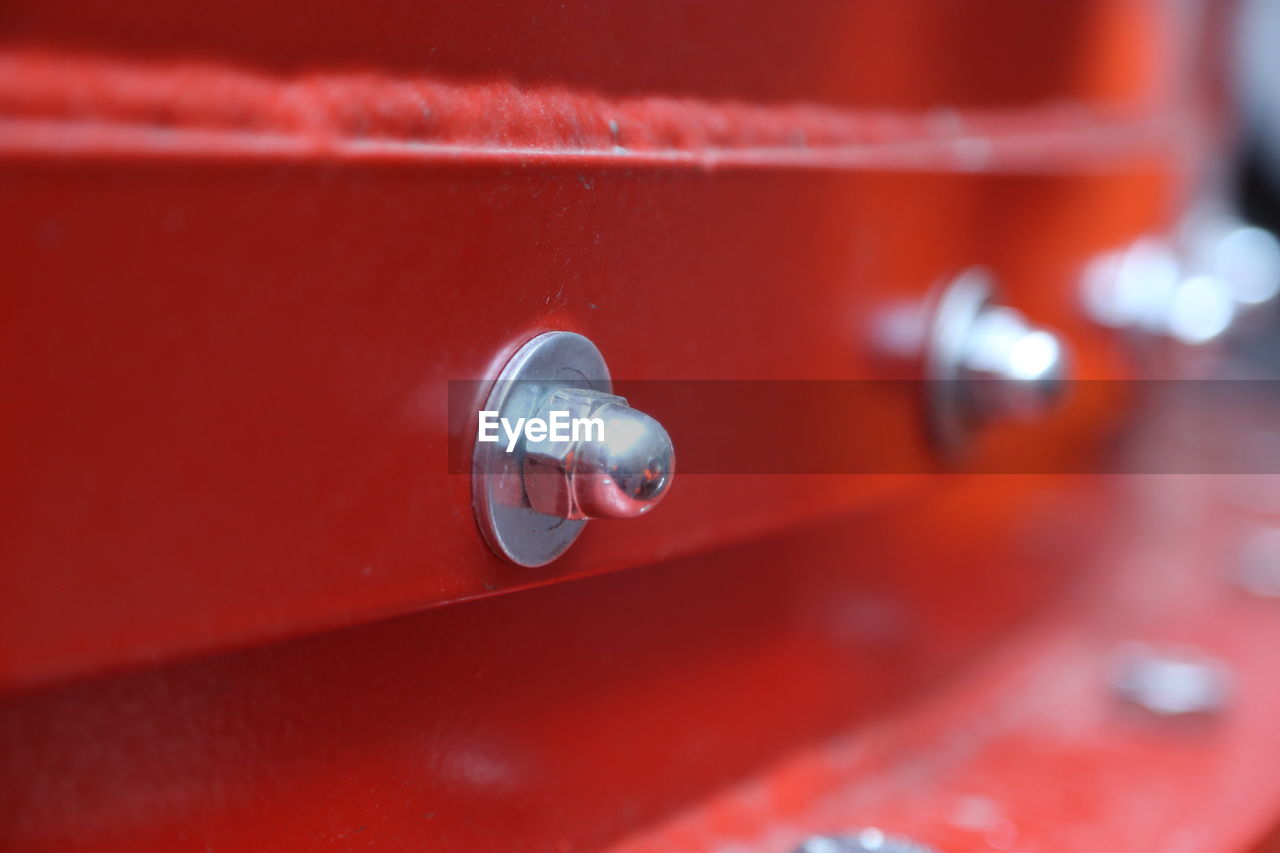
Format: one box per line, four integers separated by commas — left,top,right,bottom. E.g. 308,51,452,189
1109,643,1233,717
1083,212,1280,346
472,331,674,567
928,269,1069,451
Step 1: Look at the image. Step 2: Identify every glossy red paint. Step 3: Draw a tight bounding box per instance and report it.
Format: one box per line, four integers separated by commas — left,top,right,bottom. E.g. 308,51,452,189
1,0,1173,109
611,427,1280,853
0,1,1259,850
0,474,1105,851
0,124,1176,691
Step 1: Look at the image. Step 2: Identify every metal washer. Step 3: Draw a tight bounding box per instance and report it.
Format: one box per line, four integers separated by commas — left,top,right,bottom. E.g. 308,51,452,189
926,268,995,452
472,332,613,567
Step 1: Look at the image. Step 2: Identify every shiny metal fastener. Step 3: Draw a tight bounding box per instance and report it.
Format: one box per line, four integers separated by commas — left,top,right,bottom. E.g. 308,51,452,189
1109,643,1233,717
523,386,672,520
472,331,674,566
1083,212,1280,346
928,269,1069,450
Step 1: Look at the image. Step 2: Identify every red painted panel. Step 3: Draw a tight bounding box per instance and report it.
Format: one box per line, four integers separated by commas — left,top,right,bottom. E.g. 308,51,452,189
0,159,1173,690
611,444,1280,852
1,2,1257,851
1,0,1175,110
0,474,1101,851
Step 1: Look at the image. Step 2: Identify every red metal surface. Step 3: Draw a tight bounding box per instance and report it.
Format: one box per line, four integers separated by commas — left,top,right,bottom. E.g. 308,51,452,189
611,417,1280,852
0,0,1173,110
0,80,1178,691
1,1,1265,851
0,475,1101,851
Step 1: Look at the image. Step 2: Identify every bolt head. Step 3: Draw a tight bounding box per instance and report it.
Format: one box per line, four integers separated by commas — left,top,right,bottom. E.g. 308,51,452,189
960,304,1069,422
1109,643,1233,717
570,401,674,518
523,388,674,520
1194,217,1280,308
928,271,1073,450
1084,216,1280,347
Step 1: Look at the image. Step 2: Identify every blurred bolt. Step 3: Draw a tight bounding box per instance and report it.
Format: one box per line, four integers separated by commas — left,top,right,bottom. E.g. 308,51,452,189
1109,643,1233,717
1083,239,1236,345
958,303,1069,421
929,270,1071,450
1191,216,1280,309
1083,214,1280,346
